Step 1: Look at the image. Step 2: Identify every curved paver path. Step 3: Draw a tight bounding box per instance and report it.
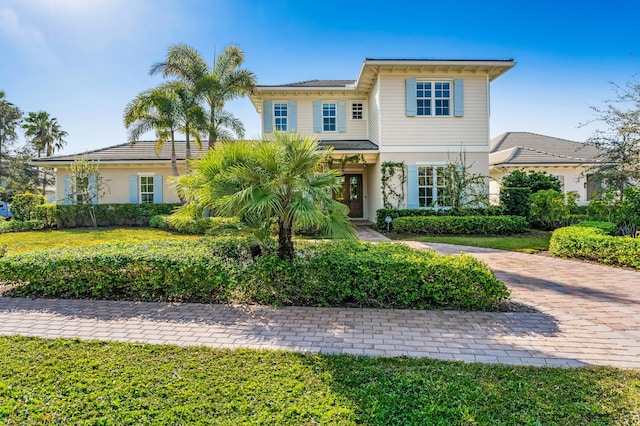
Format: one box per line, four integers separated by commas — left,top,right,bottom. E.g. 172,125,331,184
0,230,638,369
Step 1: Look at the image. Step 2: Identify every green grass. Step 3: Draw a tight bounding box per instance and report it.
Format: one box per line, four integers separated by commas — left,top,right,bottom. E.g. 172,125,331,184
395,231,551,253
0,337,638,424
0,228,198,253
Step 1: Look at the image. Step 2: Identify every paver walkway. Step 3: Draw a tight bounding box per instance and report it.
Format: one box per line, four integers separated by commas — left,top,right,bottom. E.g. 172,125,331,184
1,228,639,369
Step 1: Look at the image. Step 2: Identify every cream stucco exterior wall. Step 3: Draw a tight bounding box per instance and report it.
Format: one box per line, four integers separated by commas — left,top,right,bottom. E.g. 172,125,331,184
490,166,593,206
55,163,185,204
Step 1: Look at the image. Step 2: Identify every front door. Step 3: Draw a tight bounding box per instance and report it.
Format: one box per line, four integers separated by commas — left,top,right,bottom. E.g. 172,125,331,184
334,174,363,218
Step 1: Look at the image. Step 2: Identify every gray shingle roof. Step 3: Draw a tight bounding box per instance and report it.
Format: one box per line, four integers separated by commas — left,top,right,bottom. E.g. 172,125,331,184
318,140,378,151
33,141,210,164
33,139,379,164
259,79,356,88
490,132,603,166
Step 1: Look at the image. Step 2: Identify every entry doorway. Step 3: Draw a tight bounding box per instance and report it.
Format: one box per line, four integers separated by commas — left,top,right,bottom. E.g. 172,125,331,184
334,174,363,218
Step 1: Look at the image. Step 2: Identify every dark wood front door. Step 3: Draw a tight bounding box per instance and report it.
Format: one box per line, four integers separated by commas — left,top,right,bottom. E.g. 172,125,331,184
334,174,363,218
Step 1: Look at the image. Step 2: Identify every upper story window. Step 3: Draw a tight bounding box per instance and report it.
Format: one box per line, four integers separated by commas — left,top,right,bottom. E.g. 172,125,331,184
274,103,288,131
351,102,364,120
322,103,337,131
417,82,451,116
417,166,450,207
139,175,155,204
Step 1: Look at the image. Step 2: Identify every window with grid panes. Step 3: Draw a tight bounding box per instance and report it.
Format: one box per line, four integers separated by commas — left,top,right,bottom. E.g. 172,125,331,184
351,102,363,120
417,166,450,207
322,103,336,131
416,82,451,116
139,176,154,204
274,103,287,131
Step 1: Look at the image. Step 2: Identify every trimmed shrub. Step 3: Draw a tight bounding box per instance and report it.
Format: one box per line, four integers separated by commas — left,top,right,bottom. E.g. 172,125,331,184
32,203,57,228
392,215,528,235
0,220,46,234
550,225,640,269
0,238,251,302
0,239,509,311
9,193,45,221
573,221,617,235
528,189,568,230
240,241,509,310
150,215,243,235
375,206,506,230
33,203,179,228
500,187,531,217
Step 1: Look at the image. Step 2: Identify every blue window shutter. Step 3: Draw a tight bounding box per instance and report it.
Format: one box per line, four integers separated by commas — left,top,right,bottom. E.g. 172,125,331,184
63,175,72,205
129,175,138,204
153,175,163,204
263,100,273,133
407,165,419,209
288,101,297,131
88,175,98,204
313,100,322,132
406,78,417,117
337,100,347,132
454,79,464,117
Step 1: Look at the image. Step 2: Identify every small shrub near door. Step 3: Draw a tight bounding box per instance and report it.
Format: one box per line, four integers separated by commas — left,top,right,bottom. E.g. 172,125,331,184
0,238,509,311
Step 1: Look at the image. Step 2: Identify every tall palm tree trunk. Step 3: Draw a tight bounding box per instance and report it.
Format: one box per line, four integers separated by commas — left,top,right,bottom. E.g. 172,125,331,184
170,131,178,177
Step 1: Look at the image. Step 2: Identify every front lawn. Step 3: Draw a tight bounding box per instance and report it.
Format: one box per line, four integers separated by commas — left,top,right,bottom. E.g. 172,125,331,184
0,228,197,252
0,336,638,424
394,231,551,253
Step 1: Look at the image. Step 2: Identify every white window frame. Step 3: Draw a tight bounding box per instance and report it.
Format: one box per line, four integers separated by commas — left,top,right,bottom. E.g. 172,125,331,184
350,101,365,121
322,102,337,132
416,81,452,117
273,102,288,131
417,165,450,208
139,175,155,204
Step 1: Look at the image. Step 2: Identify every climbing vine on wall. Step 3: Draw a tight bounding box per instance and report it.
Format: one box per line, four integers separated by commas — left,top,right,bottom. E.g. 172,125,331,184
381,161,406,208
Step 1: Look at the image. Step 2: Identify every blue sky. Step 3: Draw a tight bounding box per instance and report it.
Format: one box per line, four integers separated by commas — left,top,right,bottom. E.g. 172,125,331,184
1,0,638,156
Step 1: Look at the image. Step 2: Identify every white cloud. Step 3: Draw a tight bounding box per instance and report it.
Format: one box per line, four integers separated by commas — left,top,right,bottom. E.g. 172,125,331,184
0,7,46,48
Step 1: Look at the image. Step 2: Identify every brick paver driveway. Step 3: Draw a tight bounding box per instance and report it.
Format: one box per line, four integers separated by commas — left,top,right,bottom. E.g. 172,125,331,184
1,233,639,369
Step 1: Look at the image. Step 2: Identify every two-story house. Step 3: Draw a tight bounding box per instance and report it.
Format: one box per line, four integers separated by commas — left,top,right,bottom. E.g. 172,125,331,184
35,58,515,220
250,58,515,221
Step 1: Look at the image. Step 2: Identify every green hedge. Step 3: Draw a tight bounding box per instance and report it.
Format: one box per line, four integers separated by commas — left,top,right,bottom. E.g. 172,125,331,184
375,206,506,230
0,220,46,234
0,239,509,310
149,215,243,236
550,225,640,269
32,203,180,228
392,216,528,235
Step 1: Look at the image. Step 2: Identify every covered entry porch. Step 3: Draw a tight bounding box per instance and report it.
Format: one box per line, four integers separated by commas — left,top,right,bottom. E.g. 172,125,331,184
321,140,378,220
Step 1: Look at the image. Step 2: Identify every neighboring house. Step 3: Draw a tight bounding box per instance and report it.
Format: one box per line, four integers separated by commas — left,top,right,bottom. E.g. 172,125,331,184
35,57,516,221
489,132,603,205
32,141,208,204
250,58,515,221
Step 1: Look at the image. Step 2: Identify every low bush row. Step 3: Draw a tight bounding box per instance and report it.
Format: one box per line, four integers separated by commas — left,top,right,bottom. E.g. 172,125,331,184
0,219,46,234
149,215,243,236
392,215,529,235
550,224,640,269
375,206,506,230
0,239,509,310
31,203,180,228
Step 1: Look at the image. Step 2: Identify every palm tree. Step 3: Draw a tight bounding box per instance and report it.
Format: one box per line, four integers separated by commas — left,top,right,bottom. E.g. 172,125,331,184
173,132,355,260
22,111,67,193
150,44,256,149
0,91,23,177
123,86,182,176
